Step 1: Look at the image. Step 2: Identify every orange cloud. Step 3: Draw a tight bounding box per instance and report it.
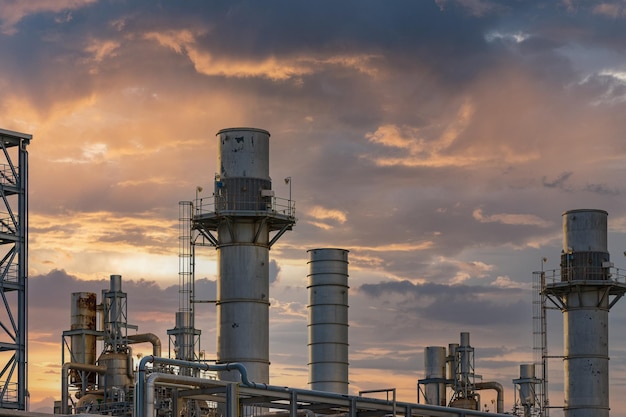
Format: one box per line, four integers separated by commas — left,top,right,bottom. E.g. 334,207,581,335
363,100,478,168
472,208,552,228
144,30,381,81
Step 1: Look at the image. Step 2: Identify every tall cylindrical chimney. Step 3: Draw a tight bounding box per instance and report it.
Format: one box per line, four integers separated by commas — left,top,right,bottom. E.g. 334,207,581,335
217,128,271,383
191,128,296,385
544,209,626,417
307,248,349,394
563,210,608,416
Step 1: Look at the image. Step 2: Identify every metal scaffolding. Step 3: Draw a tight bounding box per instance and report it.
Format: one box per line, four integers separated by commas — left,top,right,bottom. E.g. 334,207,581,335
0,128,31,410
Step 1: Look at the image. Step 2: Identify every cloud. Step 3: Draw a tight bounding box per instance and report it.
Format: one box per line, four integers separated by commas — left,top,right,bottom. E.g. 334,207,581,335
542,171,573,189
0,0,96,35
5,1,626,412
473,208,552,228
592,3,626,18
144,29,381,81
435,0,505,16
305,205,348,230
269,259,281,284
358,280,530,326
363,101,476,168
491,275,530,289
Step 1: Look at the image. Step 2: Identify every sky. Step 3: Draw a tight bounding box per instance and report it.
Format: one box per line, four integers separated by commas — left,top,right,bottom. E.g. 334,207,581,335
2,0,626,415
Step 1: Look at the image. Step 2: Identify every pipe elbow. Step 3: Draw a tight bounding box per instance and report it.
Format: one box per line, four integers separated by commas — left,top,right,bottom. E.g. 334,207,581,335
475,381,504,413
128,333,162,357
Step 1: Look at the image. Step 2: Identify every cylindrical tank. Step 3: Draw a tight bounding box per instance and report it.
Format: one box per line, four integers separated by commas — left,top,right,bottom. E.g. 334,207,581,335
307,248,349,394
215,128,271,211
215,128,273,384
518,364,536,407
423,347,447,406
449,397,478,410
562,209,608,253
98,352,132,389
70,292,97,385
561,209,610,281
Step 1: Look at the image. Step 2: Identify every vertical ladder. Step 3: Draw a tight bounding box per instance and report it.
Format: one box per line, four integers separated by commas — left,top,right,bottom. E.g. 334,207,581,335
532,271,548,417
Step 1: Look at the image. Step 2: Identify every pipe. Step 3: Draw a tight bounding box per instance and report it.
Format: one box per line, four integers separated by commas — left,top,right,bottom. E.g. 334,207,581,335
127,333,162,356
256,410,316,417
127,347,134,380
475,381,504,413
136,357,510,417
61,362,106,414
146,373,228,417
136,356,261,417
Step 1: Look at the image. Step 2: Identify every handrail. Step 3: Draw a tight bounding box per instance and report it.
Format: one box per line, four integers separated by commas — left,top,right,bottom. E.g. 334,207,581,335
196,195,296,218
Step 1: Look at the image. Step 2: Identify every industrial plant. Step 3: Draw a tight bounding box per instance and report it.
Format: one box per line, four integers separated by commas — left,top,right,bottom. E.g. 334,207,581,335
0,127,624,417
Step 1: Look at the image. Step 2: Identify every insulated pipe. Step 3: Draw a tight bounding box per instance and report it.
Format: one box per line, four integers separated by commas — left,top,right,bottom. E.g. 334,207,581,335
475,381,504,413
61,362,106,414
127,333,162,356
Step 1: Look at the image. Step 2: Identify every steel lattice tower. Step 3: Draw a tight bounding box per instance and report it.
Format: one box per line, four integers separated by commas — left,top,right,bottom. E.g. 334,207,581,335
0,128,31,409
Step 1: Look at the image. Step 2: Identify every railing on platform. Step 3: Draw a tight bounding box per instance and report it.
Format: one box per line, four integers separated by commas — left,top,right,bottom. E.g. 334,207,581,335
196,195,295,218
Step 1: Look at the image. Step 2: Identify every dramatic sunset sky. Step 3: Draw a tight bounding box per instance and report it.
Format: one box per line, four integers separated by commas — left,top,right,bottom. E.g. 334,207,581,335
3,0,626,415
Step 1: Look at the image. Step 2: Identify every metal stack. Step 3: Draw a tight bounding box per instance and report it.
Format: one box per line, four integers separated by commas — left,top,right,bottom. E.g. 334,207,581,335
307,248,350,394
192,127,296,384
543,209,626,417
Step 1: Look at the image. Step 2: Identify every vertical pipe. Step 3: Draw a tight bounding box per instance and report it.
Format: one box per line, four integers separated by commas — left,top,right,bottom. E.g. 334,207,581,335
458,332,473,396
307,248,349,394
447,343,459,382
